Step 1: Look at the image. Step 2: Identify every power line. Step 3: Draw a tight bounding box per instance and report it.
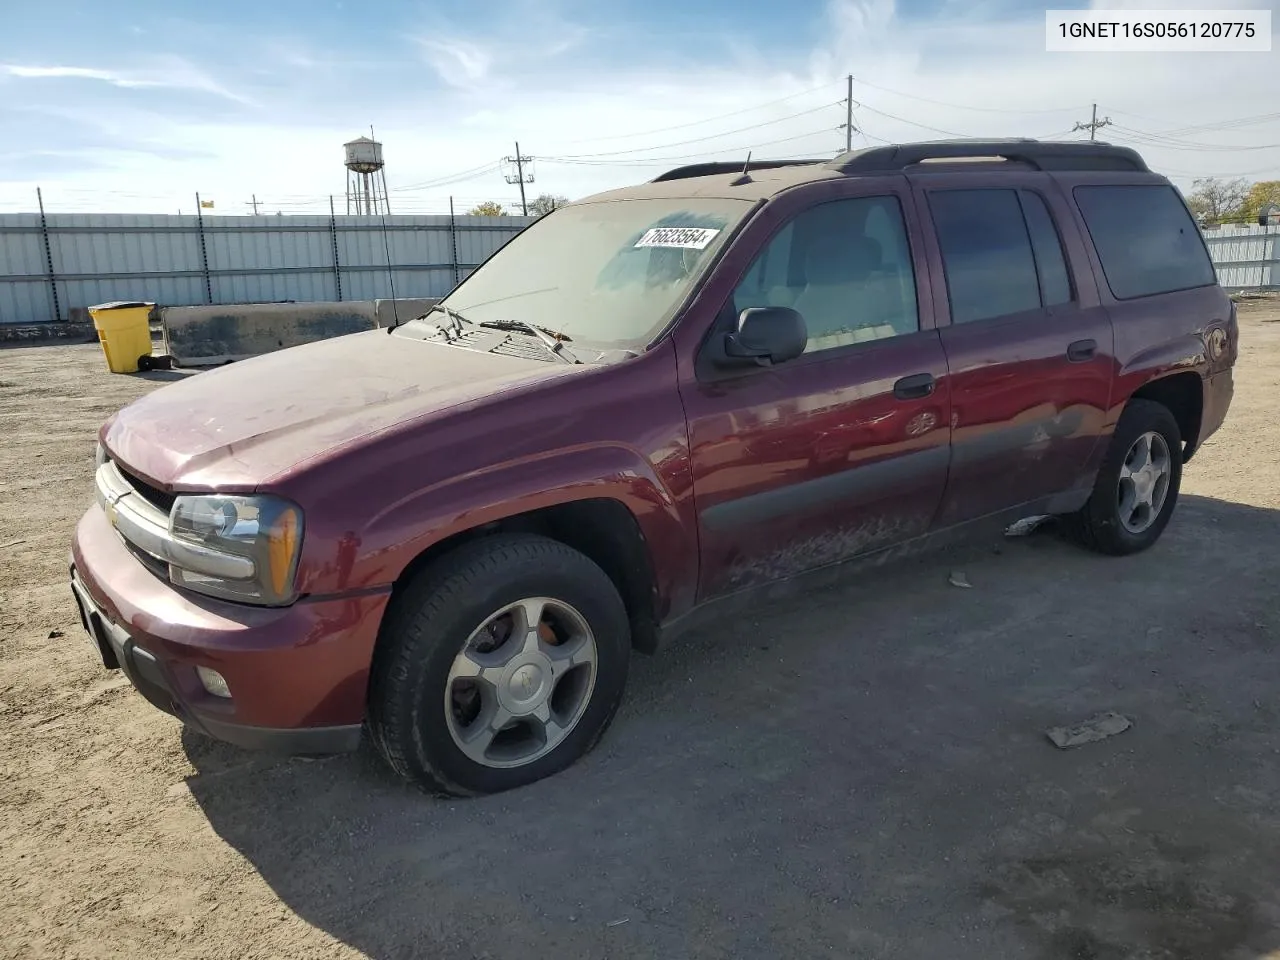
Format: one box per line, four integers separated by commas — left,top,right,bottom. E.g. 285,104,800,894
545,102,841,159
1108,108,1280,136
850,103,973,138
392,162,502,191
540,128,840,166
557,79,841,145
847,74,1084,116
1159,111,1280,137
1110,124,1280,152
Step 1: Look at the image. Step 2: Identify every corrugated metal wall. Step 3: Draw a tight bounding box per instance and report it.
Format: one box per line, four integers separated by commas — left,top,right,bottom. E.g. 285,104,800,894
1202,223,1279,291
0,212,534,324
4,211,1274,325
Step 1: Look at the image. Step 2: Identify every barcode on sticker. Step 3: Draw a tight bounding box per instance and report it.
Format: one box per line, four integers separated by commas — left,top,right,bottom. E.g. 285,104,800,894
634,227,721,250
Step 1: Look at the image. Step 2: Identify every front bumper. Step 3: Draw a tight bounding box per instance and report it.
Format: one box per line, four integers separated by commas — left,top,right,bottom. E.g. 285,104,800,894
70,503,391,754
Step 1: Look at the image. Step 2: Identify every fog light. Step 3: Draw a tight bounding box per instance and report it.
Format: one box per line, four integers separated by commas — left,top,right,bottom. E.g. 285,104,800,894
196,666,231,698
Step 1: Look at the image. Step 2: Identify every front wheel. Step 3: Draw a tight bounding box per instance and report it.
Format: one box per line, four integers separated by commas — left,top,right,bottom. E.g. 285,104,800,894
1063,399,1183,556
367,534,631,796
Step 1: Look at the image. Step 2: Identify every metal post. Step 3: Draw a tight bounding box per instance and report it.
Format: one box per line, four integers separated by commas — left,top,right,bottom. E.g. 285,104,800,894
194,192,213,304
845,75,853,152
36,187,61,322
449,196,460,286
1260,225,1272,292
515,141,528,216
329,195,343,301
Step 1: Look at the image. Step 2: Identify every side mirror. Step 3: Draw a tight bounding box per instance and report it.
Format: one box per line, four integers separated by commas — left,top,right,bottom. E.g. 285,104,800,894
722,307,807,367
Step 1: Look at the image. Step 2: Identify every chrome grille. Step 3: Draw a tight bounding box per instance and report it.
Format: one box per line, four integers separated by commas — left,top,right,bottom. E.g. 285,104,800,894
113,462,175,513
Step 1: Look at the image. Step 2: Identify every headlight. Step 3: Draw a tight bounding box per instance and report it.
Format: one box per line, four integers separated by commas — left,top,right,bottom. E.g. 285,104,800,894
168,495,304,605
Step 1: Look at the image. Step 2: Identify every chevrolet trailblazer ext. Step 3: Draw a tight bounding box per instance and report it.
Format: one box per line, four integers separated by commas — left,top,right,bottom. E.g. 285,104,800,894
71,140,1236,796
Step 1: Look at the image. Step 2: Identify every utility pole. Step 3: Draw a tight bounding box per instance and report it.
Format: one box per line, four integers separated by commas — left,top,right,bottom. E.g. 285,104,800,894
1072,103,1113,141
247,194,260,215
844,74,854,152
503,141,535,216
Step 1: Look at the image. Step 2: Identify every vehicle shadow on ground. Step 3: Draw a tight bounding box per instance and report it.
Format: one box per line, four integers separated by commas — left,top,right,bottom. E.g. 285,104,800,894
132,369,193,383
182,494,1280,960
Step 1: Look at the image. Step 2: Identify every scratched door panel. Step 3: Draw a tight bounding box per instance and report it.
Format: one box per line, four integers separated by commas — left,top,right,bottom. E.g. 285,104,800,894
688,331,951,597
909,175,1115,525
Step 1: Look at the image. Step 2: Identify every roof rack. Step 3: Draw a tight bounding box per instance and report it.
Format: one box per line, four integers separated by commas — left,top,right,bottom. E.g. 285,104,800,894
825,139,1148,174
650,159,825,183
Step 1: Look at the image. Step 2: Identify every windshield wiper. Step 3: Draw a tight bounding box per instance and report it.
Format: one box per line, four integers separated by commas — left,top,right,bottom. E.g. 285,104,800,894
478,319,578,364
419,303,473,339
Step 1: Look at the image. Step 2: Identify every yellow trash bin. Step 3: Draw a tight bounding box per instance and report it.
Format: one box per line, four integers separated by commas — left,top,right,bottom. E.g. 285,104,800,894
88,301,154,374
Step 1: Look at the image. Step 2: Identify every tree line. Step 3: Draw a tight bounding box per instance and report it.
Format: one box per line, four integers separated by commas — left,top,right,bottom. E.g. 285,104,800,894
465,182,1280,227
467,195,569,217
1185,178,1280,226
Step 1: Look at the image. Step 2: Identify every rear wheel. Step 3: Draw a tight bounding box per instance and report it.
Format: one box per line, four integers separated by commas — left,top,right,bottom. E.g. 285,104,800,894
1063,399,1183,556
367,534,631,796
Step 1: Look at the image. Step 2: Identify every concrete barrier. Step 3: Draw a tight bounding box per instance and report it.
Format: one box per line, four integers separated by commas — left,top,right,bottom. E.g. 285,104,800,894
152,298,447,366
374,298,439,328
0,322,97,345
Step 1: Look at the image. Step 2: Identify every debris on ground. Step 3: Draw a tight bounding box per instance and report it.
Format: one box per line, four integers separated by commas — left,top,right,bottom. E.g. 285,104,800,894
1005,515,1051,537
948,571,973,589
1046,711,1132,749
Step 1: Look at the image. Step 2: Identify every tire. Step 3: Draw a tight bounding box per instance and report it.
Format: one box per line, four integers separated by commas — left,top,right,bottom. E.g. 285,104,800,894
1063,399,1183,556
367,533,631,796
136,354,154,372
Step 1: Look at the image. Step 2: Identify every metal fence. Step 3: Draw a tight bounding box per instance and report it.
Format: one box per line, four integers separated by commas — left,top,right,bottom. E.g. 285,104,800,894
1203,223,1279,292
0,212,535,325
3,210,1274,326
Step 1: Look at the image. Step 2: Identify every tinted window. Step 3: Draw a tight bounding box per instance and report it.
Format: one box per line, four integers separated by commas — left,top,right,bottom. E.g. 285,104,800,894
1074,184,1216,299
930,189,1041,324
733,196,918,353
1021,191,1072,307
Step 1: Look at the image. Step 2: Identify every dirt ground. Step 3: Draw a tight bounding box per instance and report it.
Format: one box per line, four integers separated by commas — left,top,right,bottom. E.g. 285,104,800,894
2,303,1280,960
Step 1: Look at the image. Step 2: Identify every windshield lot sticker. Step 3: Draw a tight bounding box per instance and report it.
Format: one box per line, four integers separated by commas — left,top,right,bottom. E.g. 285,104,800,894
634,227,721,250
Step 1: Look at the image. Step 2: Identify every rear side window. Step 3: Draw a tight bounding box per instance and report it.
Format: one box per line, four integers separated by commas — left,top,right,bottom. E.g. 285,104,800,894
1073,184,1216,300
1021,192,1072,307
929,189,1042,324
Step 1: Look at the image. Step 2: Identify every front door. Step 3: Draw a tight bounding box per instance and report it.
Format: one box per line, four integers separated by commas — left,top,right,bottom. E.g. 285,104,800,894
910,176,1116,525
675,180,952,600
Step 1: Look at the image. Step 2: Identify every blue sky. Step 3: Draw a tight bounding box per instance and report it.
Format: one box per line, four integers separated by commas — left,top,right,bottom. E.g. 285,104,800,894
1,0,1277,214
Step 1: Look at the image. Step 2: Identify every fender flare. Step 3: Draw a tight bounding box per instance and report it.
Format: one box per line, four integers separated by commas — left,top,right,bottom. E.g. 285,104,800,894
349,443,697,621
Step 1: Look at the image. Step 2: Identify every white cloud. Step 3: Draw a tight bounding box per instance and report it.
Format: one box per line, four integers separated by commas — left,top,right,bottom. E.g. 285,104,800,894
416,38,494,87
1,0,1277,215
2,65,163,88
1,57,254,105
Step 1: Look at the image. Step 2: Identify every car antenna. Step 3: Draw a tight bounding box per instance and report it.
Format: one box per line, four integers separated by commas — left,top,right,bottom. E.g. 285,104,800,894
370,124,402,334
730,152,753,186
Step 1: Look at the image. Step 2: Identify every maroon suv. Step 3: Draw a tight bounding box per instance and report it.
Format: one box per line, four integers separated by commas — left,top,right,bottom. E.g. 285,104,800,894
70,140,1236,796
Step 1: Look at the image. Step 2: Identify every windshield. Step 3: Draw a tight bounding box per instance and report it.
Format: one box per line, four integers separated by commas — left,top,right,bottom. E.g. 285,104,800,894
412,197,754,349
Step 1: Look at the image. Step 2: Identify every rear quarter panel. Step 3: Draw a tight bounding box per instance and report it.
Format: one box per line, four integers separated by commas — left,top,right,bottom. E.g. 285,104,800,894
1050,171,1233,438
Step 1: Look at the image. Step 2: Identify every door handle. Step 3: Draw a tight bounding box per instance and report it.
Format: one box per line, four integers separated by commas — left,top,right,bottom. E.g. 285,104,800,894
893,372,935,400
1067,339,1097,362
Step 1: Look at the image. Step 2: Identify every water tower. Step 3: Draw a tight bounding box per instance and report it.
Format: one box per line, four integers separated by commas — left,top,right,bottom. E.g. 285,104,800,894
344,136,391,215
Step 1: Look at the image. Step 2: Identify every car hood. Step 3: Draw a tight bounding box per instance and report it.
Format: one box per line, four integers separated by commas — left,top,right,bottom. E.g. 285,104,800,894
103,329,568,488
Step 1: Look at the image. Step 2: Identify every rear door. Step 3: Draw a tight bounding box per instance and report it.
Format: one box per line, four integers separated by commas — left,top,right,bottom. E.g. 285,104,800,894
910,173,1115,525
673,178,952,599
